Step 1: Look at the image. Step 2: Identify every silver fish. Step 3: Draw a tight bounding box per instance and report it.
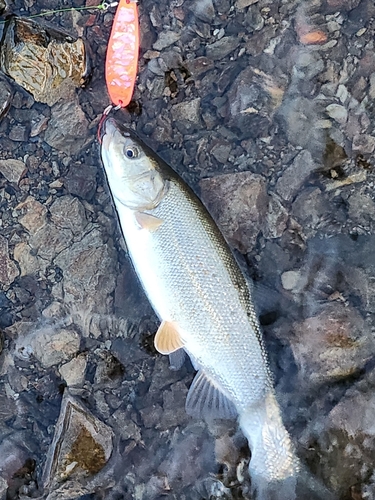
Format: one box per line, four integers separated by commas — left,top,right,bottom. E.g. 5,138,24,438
100,117,299,497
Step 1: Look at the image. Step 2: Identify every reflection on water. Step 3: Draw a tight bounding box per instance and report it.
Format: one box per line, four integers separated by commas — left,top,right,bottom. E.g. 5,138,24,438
0,0,375,498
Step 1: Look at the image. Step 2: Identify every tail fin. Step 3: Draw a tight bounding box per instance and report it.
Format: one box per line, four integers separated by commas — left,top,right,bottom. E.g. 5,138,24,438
239,391,298,500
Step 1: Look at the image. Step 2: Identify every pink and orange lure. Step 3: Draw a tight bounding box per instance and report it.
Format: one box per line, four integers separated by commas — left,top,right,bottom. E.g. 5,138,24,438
105,0,139,108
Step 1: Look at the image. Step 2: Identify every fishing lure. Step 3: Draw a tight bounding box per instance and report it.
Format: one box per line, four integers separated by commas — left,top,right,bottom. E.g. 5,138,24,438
105,0,139,108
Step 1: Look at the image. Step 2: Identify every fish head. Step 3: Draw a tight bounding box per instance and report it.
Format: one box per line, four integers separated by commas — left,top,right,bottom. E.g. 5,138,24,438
100,117,167,210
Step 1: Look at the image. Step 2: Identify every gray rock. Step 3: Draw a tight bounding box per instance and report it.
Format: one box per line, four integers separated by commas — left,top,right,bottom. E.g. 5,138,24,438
200,172,268,253
352,134,375,154
291,187,331,237
264,194,288,239
171,98,202,133
237,0,259,8
185,57,215,79
275,151,317,202
54,228,116,314
0,159,26,184
15,325,80,368
326,103,348,124
64,164,97,201
329,390,375,439
44,98,89,156
0,475,6,500
206,37,240,60
13,242,43,277
8,124,28,142
291,304,374,386
189,0,215,22
50,196,88,236
348,191,375,224
0,235,19,289
153,31,180,51
281,270,300,291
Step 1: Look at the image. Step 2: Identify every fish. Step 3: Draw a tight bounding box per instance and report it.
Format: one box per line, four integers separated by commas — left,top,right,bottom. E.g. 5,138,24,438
100,117,299,498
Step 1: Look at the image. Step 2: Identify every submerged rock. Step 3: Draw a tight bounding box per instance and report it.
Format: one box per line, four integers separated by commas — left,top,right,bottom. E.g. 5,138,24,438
43,391,114,499
0,17,89,106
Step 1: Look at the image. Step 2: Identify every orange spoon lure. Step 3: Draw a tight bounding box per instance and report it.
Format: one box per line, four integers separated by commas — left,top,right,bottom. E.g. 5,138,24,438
105,0,139,108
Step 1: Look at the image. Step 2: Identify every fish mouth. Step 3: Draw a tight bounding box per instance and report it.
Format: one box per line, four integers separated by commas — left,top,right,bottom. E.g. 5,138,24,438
98,116,118,144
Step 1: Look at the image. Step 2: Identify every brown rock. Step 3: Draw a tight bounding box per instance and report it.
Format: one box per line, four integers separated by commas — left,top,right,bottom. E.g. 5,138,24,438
50,195,88,236
29,223,73,261
200,172,268,252
16,196,48,234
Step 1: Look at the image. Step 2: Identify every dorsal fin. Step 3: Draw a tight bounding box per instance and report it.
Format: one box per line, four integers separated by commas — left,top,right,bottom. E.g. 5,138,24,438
154,321,185,355
135,211,163,231
186,371,237,420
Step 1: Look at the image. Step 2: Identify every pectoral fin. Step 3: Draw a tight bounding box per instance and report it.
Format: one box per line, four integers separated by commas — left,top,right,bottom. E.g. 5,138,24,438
135,212,163,231
186,371,237,420
154,321,185,355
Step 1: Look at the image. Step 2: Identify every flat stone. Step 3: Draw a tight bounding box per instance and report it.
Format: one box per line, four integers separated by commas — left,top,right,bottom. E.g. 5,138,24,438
59,355,87,386
0,159,27,184
16,196,48,234
206,37,240,60
276,150,317,202
0,235,19,289
44,98,90,156
153,31,180,51
50,195,87,236
200,172,268,253
64,164,97,201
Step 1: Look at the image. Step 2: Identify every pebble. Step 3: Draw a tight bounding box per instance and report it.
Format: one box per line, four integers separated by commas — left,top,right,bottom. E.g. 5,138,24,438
352,134,375,154
171,98,202,132
0,159,27,184
281,270,300,291
326,103,348,124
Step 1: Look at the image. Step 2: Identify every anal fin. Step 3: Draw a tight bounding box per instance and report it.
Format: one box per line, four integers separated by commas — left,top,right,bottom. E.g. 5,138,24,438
154,321,185,355
186,371,237,420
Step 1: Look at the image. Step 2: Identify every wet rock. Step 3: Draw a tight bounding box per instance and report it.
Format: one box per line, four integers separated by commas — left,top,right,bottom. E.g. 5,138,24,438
59,355,87,387
0,17,88,106
44,98,90,156
63,164,97,201
206,37,240,60
0,159,27,184
153,30,180,51
0,235,19,290
352,134,375,154
200,172,268,252
171,98,202,133
54,228,116,315
29,223,73,261
291,304,373,386
50,196,87,236
226,67,271,139
15,324,80,368
275,150,317,202
16,196,48,234
264,194,288,239
43,391,114,499
348,191,375,225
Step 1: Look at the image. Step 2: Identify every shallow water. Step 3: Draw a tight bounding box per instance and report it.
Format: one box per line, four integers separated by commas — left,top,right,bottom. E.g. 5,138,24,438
0,0,375,499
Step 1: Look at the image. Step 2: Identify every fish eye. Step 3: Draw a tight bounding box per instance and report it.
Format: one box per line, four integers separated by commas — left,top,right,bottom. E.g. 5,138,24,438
124,145,139,159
